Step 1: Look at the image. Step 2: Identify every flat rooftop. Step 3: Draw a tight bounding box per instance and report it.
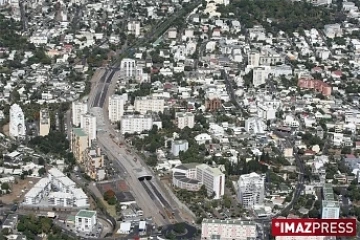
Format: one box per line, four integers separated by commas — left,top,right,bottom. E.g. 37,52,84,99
72,128,87,137
76,210,96,219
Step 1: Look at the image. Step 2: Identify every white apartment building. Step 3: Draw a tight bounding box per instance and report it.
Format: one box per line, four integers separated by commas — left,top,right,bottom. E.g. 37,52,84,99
80,113,96,145
237,172,265,209
171,140,189,157
257,104,276,121
75,210,97,233
172,164,225,199
176,112,195,129
248,49,285,67
134,96,165,114
72,100,88,126
9,104,26,138
24,167,90,208
24,178,51,205
253,66,271,87
108,94,127,122
121,114,153,135
245,117,266,134
128,21,141,37
39,108,50,136
48,168,76,192
120,58,137,78
201,219,257,240
196,164,225,199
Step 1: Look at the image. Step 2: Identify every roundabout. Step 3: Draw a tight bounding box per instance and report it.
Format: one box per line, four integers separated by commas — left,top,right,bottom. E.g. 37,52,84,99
161,222,198,240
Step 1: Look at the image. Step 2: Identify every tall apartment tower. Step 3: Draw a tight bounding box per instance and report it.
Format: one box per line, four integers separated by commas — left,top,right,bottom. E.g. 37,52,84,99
72,100,88,127
108,94,128,122
9,104,26,138
39,108,50,136
237,172,265,209
321,183,340,219
80,113,96,146
120,58,137,78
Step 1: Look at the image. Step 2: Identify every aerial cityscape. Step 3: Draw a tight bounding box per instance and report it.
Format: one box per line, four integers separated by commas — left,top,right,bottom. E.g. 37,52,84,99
0,0,359,239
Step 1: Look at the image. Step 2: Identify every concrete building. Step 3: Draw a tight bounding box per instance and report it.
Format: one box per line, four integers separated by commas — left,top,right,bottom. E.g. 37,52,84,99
109,94,127,122
245,117,266,134
237,172,265,209
176,112,195,129
322,183,340,219
297,78,332,96
70,128,88,164
84,147,105,181
39,108,50,136
75,210,97,233
253,66,270,87
121,114,161,134
48,168,76,192
171,140,189,157
24,168,89,208
24,178,51,205
80,113,96,145
201,219,257,240
172,164,225,199
134,96,165,114
120,58,137,78
72,100,88,126
9,104,26,138
128,21,141,37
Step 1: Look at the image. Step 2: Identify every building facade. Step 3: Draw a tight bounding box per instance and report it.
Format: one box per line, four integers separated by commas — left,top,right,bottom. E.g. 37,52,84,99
84,147,105,181
134,96,165,114
171,140,189,157
237,172,265,209
75,210,97,233
201,219,257,240
70,128,88,164
9,104,26,138
121,114,153,134
39,108,50,136
322,183,340,219
109,94,127,122
72,100,88,126
172,163,225,199
80,113,96,145
120,58,137,78
176,112,195,129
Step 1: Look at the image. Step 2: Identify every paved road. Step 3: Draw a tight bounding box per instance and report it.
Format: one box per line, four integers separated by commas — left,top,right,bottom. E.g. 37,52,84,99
97,132,169,226
85,0,203,227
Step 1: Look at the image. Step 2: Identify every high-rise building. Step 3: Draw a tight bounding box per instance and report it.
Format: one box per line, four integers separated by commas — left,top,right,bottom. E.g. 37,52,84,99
70,128,88,164
172,164,225,199
321,183,339,219
9,104,26,138
80,113,96,146
120,58,137,78
72,100,88,127
201,219,257,240
134,96,164,114
176,112,195,129
237,172,265,209
39,108,50,136
84,147,105,181
108,94,127,122
128,21,141,37
196,164,225,199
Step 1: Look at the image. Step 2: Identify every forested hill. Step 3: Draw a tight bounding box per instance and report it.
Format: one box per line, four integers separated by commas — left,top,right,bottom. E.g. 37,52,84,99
216,0,346,35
